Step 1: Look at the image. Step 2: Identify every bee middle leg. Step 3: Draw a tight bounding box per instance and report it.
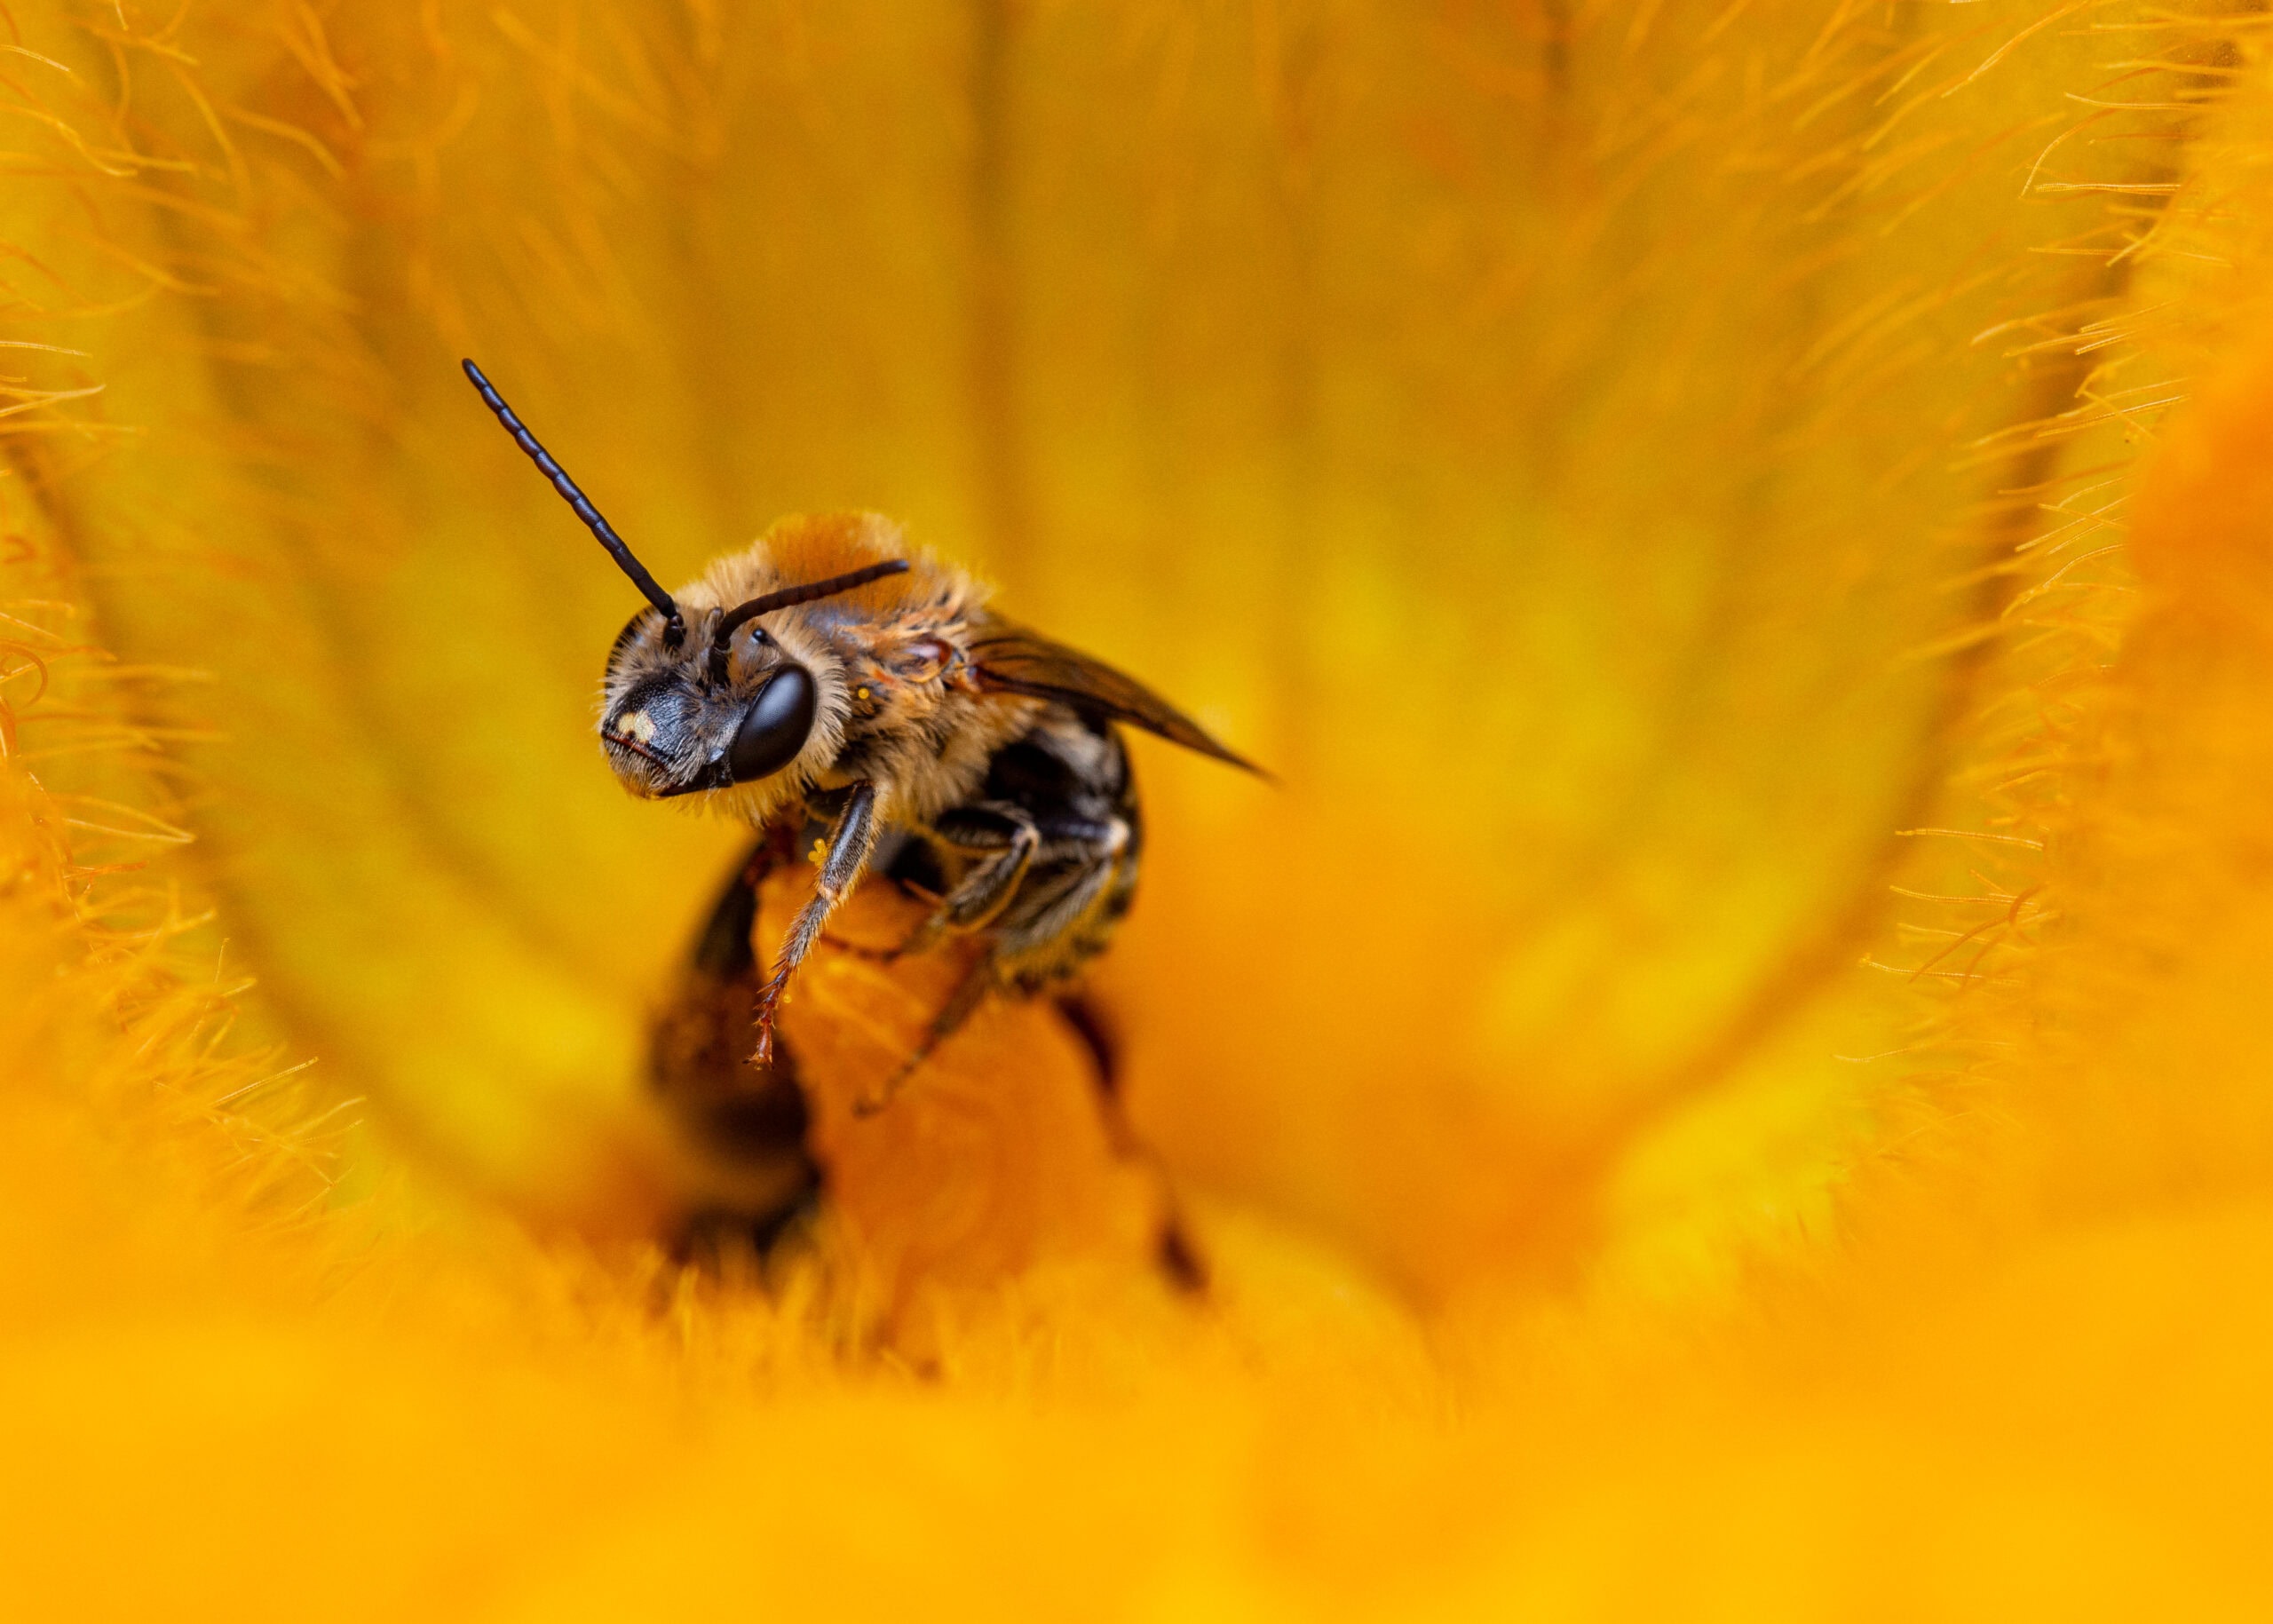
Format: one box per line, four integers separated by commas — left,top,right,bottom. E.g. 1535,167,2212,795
988,818,1130,967
892,802,1041,959
851,951,998,1117
855,816,1129,1116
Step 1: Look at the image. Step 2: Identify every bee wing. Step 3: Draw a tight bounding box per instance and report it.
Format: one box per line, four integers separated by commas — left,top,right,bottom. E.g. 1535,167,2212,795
968,622,1265,775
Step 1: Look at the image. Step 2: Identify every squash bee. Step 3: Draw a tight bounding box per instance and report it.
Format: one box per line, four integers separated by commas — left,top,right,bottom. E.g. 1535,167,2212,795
463,360,1259,1113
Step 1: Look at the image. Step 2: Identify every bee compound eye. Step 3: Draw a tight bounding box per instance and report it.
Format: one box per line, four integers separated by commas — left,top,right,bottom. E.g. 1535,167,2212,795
725,664,818,784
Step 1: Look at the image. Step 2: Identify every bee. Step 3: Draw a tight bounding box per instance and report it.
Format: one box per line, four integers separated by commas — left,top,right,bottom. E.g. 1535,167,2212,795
463,360,1259,1113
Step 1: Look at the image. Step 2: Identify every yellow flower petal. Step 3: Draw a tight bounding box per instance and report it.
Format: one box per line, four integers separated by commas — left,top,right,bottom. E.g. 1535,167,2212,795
9,3,2273,1617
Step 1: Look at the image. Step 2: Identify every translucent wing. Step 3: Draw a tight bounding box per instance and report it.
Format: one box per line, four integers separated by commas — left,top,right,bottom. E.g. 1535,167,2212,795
968,622,1263,775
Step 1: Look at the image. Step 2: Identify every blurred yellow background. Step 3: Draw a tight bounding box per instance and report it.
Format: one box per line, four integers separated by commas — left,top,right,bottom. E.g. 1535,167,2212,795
6,2,2273,1617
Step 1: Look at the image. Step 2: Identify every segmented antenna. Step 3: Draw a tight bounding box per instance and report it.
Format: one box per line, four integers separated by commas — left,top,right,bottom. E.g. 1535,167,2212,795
461,359,685,644
711,560,913,651
706,559,911,685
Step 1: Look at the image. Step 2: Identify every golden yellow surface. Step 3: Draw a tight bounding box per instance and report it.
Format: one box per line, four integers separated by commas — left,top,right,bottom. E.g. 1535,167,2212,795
6,3,2273,1616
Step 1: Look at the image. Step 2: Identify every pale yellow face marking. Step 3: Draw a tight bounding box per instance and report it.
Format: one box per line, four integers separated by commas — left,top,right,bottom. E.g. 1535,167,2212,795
615,710,658,743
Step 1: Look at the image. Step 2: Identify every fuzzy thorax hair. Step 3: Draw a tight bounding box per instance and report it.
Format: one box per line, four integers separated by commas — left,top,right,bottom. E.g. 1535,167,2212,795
599,511,1038,831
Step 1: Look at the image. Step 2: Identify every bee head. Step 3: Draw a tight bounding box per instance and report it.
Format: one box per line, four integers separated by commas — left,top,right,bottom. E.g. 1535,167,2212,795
462,358,905,806
597,565,900,802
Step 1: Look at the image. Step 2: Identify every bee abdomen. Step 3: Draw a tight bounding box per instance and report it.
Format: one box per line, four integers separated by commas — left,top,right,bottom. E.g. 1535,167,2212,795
649,837,821,1256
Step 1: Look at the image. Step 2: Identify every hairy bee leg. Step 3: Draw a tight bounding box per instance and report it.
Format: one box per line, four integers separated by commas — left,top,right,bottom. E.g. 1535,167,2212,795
754,780,879,1064
894,803,1040,959
990,818,1131,965
1009,823,1191,1292
854,820,1131,1120
851,950,999,1118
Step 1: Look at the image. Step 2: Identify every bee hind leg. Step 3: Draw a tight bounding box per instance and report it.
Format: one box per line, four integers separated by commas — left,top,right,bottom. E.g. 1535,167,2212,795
1055,986,1209,1296
1003,825,1208,1294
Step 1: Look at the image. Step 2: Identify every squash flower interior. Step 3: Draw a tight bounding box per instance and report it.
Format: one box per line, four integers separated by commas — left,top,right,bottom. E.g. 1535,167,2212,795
4,4,2273,1617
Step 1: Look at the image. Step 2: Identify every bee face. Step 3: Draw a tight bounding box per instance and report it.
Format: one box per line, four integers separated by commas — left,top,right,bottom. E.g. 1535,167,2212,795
601,611,826,802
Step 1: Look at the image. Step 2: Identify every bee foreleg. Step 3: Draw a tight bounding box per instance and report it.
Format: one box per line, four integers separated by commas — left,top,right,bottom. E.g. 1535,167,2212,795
753,779,878,1064
896,803,1041,958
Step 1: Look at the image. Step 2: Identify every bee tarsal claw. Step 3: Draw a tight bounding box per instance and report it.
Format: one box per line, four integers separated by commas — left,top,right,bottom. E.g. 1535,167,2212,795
750,989,785,1066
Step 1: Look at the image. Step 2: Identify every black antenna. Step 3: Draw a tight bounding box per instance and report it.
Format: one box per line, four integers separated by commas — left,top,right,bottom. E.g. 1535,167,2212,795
462,359,685,645
707,559,911,685
711,560,911,652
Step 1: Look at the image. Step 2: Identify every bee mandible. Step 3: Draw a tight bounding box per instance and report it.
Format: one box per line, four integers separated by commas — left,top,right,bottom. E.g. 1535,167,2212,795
463,360,1260,1112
